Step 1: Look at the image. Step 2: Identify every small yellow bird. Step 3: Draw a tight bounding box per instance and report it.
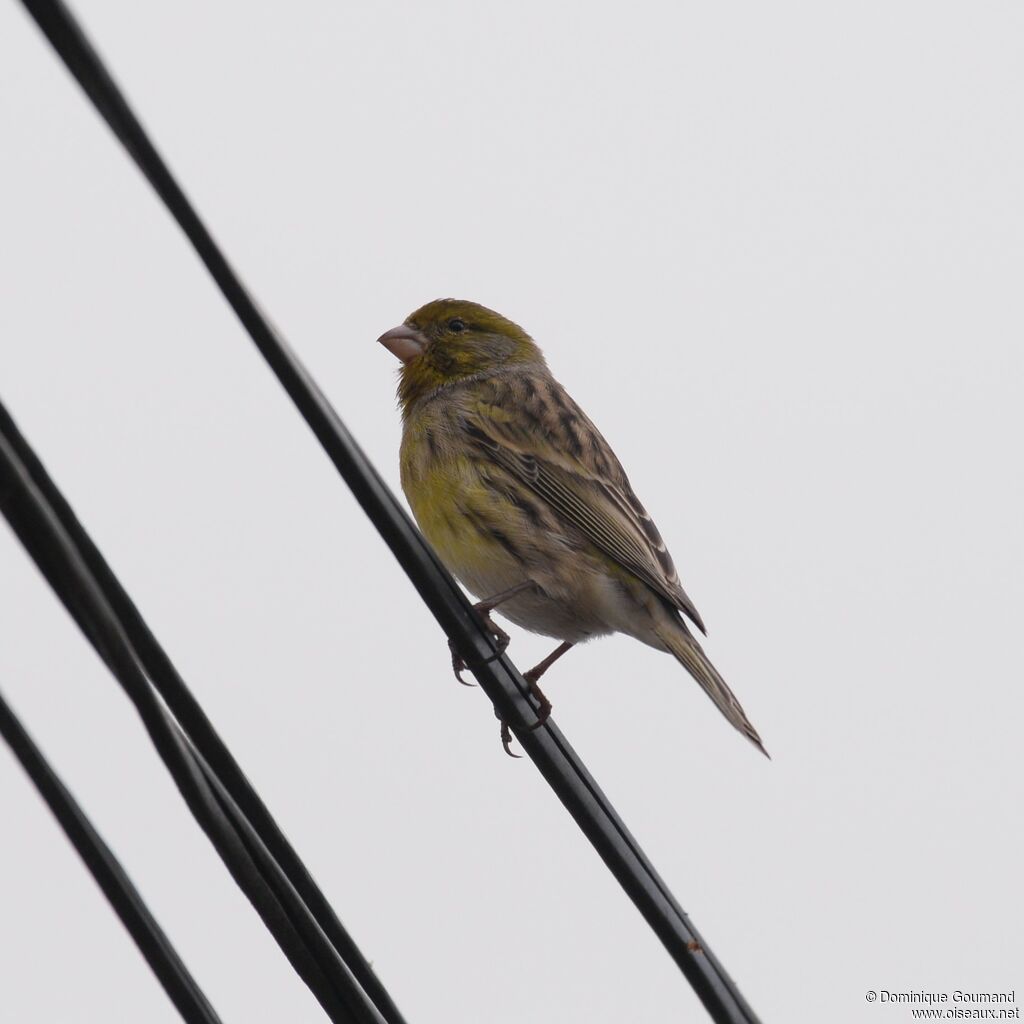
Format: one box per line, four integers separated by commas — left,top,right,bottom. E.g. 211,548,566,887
378,299,766,757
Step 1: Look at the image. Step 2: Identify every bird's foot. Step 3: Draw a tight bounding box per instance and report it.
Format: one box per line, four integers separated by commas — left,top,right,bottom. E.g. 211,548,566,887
493,640,573,755
448,611,510,686
449,581,538,685
448,639,475,686
495,706,522,758
449,582,557,756
492,659,558,756
520,640,572,729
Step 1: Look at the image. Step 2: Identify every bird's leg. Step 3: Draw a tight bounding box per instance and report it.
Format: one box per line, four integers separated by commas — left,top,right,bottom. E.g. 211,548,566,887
448,581,536,685
474,580,537,619
495,640,575,756
522,641,574,729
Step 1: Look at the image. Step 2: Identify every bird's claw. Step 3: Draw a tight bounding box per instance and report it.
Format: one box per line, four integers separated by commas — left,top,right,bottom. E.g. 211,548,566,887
499,719,522,758
448,638,476,686
448,613,510,686
478,612,511,651
492,670,552,756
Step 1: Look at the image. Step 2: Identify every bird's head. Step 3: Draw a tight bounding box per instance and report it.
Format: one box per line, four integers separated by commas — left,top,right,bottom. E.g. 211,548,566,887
378,299,544,414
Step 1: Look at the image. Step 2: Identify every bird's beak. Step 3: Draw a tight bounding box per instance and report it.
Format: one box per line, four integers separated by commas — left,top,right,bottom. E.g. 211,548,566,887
377,324,427,363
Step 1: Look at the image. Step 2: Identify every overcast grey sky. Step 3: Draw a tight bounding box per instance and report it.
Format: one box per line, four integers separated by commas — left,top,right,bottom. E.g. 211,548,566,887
1,2,1021,1022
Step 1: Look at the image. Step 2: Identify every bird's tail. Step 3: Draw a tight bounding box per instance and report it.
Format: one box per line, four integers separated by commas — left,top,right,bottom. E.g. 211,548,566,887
658,623,769,757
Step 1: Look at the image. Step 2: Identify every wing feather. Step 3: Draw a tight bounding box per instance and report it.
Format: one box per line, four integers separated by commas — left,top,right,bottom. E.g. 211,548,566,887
462,375,707,633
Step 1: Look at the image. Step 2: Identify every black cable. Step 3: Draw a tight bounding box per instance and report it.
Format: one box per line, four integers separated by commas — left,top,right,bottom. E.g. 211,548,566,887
0,423,388,1024
16,1,762,1020
0,687,223,1024
0,376,408,1024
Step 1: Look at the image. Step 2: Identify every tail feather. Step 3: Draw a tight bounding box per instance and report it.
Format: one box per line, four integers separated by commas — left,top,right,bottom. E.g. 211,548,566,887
659,625,769,758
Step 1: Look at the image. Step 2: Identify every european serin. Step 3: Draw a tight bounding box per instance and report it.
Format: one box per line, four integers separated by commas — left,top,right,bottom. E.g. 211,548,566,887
378,299,766,757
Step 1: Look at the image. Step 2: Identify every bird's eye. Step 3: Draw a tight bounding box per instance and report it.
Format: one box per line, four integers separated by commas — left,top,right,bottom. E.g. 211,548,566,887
447,317,467,333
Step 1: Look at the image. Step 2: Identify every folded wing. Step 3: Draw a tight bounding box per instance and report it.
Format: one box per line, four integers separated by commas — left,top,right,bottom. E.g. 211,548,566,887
462,375,707,634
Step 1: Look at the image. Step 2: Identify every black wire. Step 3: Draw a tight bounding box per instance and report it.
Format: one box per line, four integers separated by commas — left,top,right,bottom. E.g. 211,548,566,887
16,1,763,1020
0,687,223,1024
0,379,408,1022
0,423,388,1024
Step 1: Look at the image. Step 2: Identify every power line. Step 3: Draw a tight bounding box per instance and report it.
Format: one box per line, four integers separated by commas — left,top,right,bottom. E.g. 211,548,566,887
16,1,763,1019
0,410,401,1024
0,687,223,1024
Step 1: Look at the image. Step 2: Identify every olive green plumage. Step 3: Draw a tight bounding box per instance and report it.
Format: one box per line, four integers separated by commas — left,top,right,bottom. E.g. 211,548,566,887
379,298,766,755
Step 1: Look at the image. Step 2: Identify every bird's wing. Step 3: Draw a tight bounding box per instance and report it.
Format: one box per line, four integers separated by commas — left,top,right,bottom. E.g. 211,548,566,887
463,374,707,634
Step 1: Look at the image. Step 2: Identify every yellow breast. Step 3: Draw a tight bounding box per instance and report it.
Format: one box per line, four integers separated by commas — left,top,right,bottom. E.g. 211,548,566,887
400,413,521,590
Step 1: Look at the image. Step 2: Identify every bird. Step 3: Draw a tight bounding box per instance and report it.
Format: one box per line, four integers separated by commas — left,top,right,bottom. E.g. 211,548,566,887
377,299,767,757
